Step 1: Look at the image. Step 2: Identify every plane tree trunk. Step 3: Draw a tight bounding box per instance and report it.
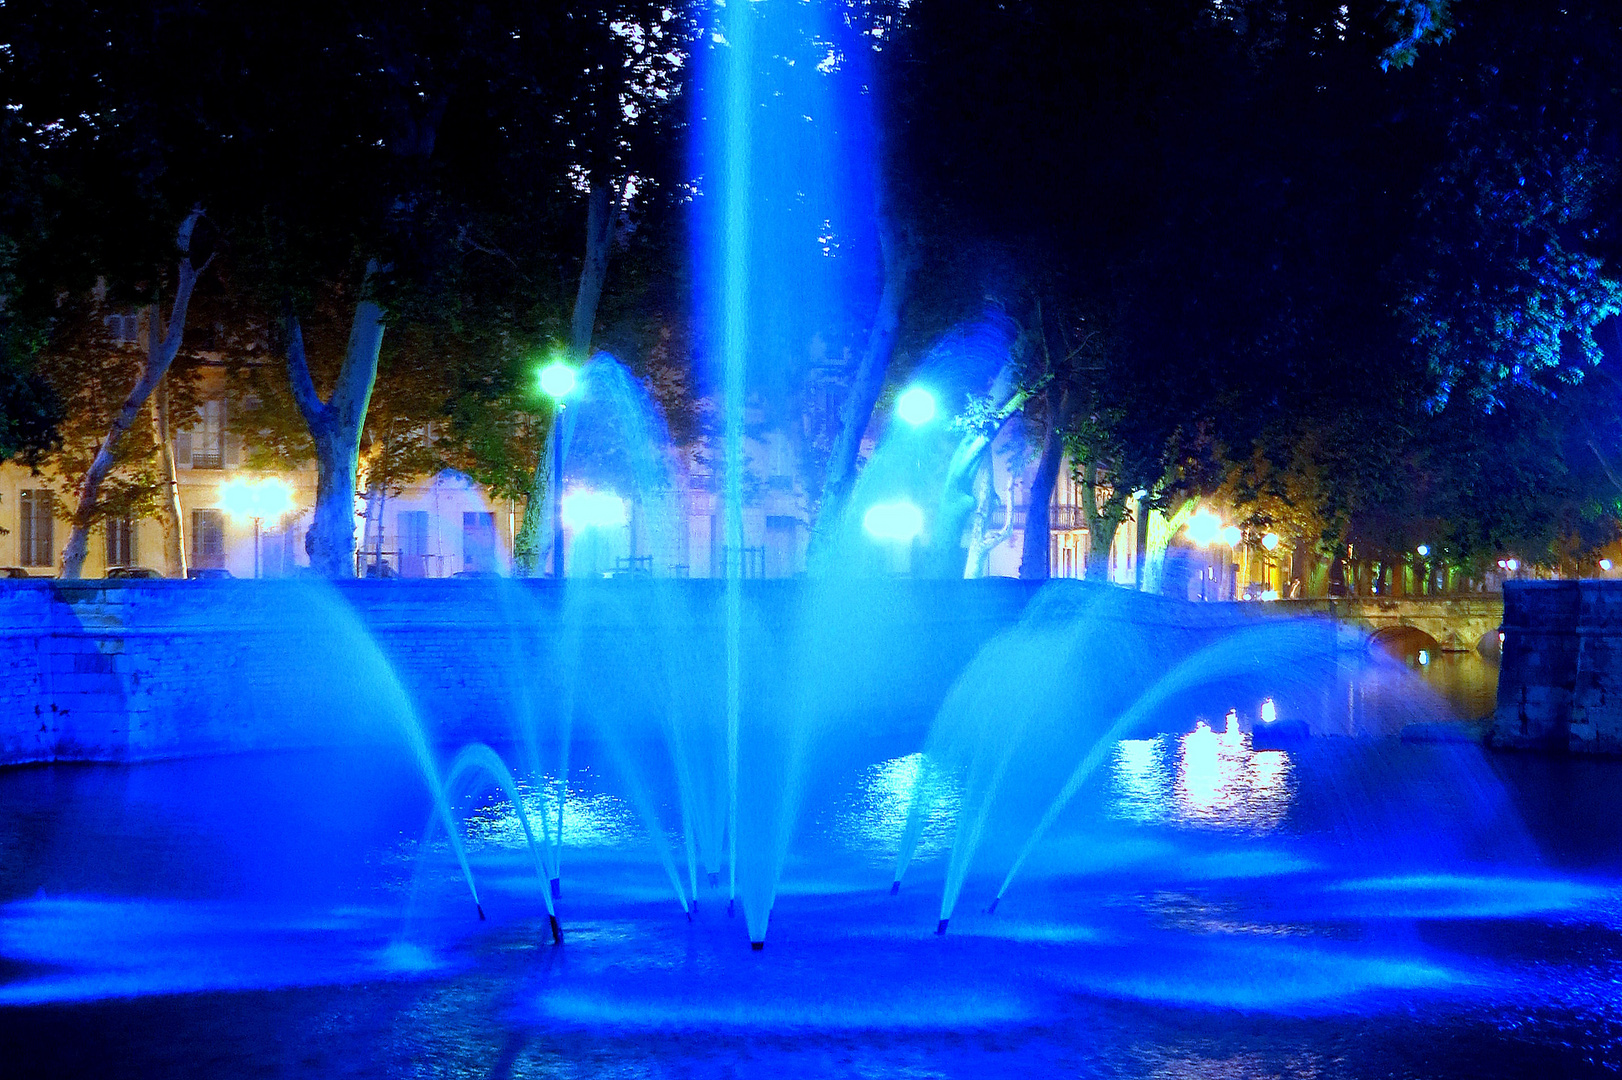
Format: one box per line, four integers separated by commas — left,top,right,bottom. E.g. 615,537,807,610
285,282,385,578
1018,382,1076,580
808,212,911,571
60,209,209,579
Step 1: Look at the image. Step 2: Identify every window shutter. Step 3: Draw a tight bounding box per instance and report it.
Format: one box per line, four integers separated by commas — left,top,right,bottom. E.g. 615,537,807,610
224,434,240,468
175,428,192,467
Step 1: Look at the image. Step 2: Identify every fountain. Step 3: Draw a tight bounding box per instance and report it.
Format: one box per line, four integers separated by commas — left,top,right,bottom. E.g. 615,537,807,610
3,2,1622,1075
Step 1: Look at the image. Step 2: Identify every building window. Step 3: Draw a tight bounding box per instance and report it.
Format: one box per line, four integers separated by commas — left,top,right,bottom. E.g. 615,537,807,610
105,517,137,568
19,490,54,567
462,512,495,573
187,399,227,469
399,510,430,578
191,509,225,569
104,311,142,345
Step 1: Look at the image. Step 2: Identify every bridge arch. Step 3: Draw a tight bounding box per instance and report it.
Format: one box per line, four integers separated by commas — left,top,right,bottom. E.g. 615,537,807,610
1368,623,1441,656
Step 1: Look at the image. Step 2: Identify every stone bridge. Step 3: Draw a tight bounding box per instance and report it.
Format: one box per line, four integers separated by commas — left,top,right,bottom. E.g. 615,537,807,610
1274,596,1505,652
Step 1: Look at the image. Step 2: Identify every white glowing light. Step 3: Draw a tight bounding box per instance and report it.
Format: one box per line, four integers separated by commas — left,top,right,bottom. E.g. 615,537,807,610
1221,525,1242,547
1261,532,1280,551
1188,509,1222,547
895,385,937,427
1506,558,1519,572
1418,649,1431,667
1260,698,1277,724
1603,559,1614,571
1260,589,1279,601
1416,544,1430,557
538,360,578,402
218,477,295,523
863,500,924,543
560,489,627,530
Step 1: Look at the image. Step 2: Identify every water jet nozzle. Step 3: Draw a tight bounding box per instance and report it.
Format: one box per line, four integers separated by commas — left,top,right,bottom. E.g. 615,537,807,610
686,908,694,923
549,878,561,900
987,897,1000,914
935,919,949,936
727,898,735,917
549,914,562,944
751,941,764,951
477,904,487,922
890,881,901,896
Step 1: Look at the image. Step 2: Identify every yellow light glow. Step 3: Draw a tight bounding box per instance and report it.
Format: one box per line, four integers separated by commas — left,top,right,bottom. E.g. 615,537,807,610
218,477,295,523
1187,509,1222,546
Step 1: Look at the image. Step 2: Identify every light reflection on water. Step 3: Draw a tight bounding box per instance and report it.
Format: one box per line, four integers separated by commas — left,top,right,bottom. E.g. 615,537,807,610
1113,722,1295,834
835,752,960,858
463,767,642,851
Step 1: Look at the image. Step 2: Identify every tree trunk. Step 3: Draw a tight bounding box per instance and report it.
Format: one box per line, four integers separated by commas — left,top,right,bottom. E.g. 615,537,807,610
516,178,615,578
964,465,1013,578
927,368,1030,578
571,179,614,362
808,212,911,569
152,376,187,578
1078,461,1120,581
286,287,384,578
1141,498,1195,595
60,210,208,579
1018,383,1073,580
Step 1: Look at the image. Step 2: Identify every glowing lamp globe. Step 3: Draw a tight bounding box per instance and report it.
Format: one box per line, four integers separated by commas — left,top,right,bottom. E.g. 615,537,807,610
538,361,578,402
560,489,627,530
1221,525,1242,547
1416,544,1430,557
863,500,924,543
1187,509,1222,547
218,476,295,523
1603,559,1614,572
1260,699,1278,724
1261,532,1280,551
895,386,937,427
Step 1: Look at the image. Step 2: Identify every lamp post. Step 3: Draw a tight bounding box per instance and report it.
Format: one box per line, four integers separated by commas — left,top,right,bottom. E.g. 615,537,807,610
538,360,579,578
218,476,295,578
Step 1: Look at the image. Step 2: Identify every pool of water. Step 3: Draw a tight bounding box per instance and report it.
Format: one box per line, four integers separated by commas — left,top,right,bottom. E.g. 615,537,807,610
4,685,1622,1080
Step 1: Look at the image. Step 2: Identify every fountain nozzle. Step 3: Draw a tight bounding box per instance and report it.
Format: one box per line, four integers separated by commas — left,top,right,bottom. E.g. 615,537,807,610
935,918,949,936
549,914,562,943
686,908,694,923
750,940,764,951
727,898,735,917
477,904,487,922
549,877,561,900
987,897,1000,914
890,880,900,895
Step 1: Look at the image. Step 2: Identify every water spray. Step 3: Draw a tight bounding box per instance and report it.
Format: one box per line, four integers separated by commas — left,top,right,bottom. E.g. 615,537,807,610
550,877,561,900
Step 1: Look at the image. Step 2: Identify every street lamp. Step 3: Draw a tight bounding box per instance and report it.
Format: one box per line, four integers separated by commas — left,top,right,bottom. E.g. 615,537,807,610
863,499,924,543
1187,508,1222,547
218,476,295,578
1261,532,1280,551
895,385,937,427
538,359,579,577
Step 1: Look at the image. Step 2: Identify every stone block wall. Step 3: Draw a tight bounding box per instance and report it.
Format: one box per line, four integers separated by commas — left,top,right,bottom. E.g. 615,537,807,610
1,577,1273,767
1493,579,1622,753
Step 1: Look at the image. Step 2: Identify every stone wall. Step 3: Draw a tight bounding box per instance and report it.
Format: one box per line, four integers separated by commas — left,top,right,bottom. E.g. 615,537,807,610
0,578,1278,767
1493,579,1622,754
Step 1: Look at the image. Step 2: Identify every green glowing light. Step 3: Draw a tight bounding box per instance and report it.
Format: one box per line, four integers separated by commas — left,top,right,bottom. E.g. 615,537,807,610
538,361,578,402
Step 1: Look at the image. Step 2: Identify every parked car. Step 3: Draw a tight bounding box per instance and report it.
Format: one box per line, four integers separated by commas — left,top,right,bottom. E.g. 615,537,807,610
0,567,32,579
186,567,233,580
106,566,165,580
